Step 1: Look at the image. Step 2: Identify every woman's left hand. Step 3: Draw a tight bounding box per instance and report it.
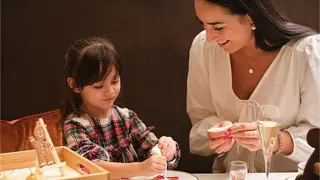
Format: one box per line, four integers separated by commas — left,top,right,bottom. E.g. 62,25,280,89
158,136,177,161
229,122,261,152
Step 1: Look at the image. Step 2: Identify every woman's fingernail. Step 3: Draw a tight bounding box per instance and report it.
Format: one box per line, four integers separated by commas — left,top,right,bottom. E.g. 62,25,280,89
224,131,230,136
228,129,232,133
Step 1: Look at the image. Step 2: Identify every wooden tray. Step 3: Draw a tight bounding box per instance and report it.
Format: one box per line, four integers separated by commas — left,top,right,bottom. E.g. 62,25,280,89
0,146,109,180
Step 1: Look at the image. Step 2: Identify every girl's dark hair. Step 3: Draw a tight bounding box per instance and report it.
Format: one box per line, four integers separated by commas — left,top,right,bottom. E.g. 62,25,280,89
60,37,122,122
206,0,317,51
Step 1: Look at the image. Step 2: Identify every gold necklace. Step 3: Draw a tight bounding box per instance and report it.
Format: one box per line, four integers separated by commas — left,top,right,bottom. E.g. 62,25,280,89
246,49,262,74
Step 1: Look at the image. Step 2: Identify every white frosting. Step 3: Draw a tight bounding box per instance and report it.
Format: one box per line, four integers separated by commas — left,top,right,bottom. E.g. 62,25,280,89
151,145,162,156
207,125,233,133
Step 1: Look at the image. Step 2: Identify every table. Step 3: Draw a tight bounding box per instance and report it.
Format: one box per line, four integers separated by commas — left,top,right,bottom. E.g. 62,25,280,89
193,172,298,180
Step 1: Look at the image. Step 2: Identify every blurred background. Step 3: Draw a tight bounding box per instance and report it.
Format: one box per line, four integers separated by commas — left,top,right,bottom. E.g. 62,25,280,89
1,0,319,173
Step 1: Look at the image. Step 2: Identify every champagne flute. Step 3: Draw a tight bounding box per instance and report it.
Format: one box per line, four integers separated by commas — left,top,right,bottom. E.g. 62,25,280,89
238,100,260,172
258,105,280,179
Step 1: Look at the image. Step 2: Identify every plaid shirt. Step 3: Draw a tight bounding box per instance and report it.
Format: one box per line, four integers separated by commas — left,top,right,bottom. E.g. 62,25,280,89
63,106,180,169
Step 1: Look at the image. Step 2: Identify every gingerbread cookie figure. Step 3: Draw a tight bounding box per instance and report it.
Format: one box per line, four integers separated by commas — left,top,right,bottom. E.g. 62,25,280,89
29,121,54,168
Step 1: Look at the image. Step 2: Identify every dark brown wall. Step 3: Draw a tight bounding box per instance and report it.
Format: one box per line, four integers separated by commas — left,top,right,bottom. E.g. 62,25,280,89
0,0,2,118
1,0,213,173
271,0,319,32
1,0,319,173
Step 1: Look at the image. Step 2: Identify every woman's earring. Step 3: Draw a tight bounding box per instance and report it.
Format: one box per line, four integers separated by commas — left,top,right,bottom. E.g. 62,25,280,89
251,23,256,30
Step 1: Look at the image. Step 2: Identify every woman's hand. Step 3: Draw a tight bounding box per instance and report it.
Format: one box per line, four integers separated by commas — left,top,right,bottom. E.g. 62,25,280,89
207,121,235,153
140,154,166,176
158,136,177,161
230,122,261,151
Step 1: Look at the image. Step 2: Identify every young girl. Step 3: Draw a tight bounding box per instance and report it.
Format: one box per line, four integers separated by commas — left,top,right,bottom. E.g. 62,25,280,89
60,37,181,179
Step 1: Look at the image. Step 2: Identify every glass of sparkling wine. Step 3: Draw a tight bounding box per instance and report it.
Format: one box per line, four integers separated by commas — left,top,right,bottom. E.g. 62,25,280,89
229,161,247,180
258,105,281,180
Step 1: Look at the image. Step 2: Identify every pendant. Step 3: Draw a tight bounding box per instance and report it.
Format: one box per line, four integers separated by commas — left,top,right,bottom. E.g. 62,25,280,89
249,68,254,74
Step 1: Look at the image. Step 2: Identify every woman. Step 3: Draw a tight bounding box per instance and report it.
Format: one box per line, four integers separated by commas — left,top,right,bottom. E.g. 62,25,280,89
187,0,320,173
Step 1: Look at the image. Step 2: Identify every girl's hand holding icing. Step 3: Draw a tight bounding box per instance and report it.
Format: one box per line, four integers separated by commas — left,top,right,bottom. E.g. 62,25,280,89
140,154,167,176
158,136,177,161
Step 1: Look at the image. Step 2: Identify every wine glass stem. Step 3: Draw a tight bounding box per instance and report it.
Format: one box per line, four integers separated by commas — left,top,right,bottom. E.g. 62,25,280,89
265,157,271,180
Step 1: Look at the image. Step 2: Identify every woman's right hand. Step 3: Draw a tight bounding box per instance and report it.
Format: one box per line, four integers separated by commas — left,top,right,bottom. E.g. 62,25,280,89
140,154,167,176
207,121,235,153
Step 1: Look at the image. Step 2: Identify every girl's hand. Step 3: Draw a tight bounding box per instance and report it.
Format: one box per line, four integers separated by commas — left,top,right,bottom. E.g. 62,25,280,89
230,122,261,151
140,154,166,176
207,121,235,153
158,136,177,161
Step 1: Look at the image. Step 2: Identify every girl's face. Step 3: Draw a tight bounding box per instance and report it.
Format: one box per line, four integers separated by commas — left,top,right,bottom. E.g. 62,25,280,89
78,66,121,115
195,0,254,54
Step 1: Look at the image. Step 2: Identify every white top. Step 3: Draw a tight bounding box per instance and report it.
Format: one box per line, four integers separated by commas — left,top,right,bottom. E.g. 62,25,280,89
187,30,320,172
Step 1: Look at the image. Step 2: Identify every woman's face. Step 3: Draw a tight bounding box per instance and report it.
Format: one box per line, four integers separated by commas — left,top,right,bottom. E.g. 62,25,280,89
195,0,255,54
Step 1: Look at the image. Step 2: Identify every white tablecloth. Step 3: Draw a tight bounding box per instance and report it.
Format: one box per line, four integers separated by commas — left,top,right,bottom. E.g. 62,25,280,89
193,172,298,180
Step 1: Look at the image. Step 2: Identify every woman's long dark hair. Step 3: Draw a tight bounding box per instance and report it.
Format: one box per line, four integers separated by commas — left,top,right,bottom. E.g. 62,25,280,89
58,37,122,130
206,0,317,51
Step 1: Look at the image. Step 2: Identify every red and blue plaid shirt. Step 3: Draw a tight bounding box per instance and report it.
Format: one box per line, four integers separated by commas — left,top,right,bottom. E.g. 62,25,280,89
63,106,180,169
